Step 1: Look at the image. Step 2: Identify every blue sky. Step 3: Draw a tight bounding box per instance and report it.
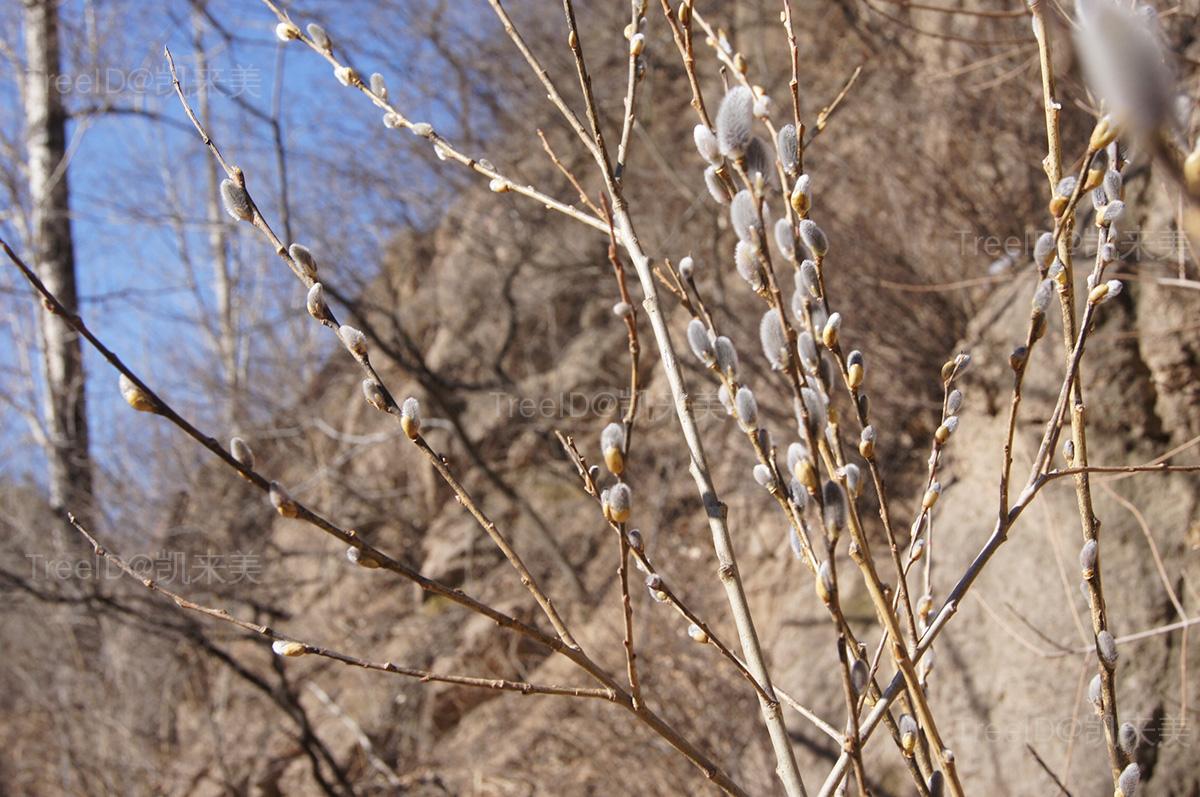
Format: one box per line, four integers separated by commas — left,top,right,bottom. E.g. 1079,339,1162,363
1,1,494,514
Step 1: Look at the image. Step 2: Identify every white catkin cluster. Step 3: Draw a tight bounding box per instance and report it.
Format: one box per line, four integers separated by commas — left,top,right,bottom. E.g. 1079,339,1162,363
716,86,754,158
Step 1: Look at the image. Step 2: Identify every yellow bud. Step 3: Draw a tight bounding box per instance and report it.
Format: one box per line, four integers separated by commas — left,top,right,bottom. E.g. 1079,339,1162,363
119,374,156,413
272,640,307,657
859,438,875,460
604,447,625,476
922,486,940,510
734,53,747,74
934,423,951,445
1088,283,1110,305
847,362,863,390
1089,115,1119,151
794,459,818,494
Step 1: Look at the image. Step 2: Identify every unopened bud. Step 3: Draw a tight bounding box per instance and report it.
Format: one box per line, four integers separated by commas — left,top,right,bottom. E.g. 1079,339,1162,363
1097,629,1118,668
220,179,253,221
1117,763,1140,796
272,640,307,657
900,714,918,756
288,244,319,282
269,481,299,518
400,397,421,439
605,483,632,523
306,283,331,322
230,437,255,470
119,374,156,413
735,387,759,431
362,379,388,413
347,546,380,568
816,560,834,604
601,422,626,476
306,23,331,51
821,312,841,349
339,325,368,358
275,21,301,41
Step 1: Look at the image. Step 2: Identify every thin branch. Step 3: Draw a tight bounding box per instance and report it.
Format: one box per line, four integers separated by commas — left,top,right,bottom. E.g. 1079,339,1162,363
67,516,613,700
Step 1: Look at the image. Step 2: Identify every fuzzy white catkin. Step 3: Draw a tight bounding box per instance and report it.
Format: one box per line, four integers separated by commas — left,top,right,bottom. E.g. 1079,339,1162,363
288,244,319,282
339,325,368,358
607,483,632,517
776,124,799,174
1034,232,1056,269
275,22,300,42
759,308,788,369
716,86,754,158
717,383,734,415
704,166,728,204
306,23,331,49
753,463,774,488
735,387,758,430
714,336,739,375
850,658,868,693
1104,169,1123,201
787,442,808,473
799,259,819,297
678,255,695,280
1056,175,1078,198
798,331,819,373
306,283,329,321
843,463,862,497
230,437,255,470
1097,629,1118,666
1117,763,1140,796
1101,200,1127,225
735,240,761,289
774,218,795,260
799,219,828,258
220,179,252,221
790,173,811,211
613,301,632,317
1080,538,1098,574
601,422,625,455
367,73,388,99
362,379,388,412
693,124,721,164
730,190,759,242
687,318,715,363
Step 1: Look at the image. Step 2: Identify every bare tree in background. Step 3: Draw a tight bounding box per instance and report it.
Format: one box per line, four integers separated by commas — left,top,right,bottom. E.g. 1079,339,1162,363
21,0,92,527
